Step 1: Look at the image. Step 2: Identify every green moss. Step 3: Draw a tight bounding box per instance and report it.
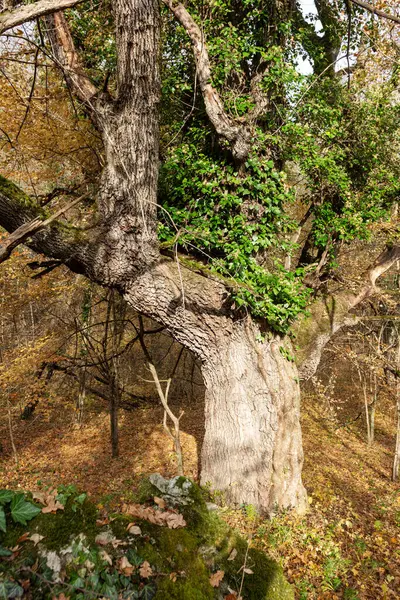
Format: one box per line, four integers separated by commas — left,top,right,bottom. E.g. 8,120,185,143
109,514,131,539
0,480,294,600
17,497,98,551
154,573,213,600
0,175,40,211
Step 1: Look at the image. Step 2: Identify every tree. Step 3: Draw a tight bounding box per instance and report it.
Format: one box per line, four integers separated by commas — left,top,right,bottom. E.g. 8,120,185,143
1,0,400,513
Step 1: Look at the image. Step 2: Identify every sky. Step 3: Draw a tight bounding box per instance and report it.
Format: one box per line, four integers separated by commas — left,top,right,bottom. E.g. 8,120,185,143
297,0,354,75
297,0,322,74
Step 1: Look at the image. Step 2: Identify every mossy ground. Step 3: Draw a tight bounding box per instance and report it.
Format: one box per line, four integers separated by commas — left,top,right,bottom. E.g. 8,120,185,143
0,481,293,600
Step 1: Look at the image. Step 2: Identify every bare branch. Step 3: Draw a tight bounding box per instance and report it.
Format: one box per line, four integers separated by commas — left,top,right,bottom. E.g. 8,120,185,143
0,0,84,34
350,0,400,25
296,244,400,380
43,12,98,105
149,362,184,476
162,0,251,162
354,244,400,304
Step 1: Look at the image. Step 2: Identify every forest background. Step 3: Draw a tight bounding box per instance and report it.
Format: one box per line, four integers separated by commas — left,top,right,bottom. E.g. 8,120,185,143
1,0,400,598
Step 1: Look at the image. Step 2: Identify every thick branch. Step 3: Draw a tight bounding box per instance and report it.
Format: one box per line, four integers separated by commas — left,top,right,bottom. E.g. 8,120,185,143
0,175,233,359
162,0,251,162
44,12,99,107
0,0,84,34
0,193,88,264
0,175,97,276
350,0,400,25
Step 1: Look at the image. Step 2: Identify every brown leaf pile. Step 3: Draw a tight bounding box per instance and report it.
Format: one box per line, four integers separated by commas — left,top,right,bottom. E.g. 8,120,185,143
32,490,64,514
122,503,186,529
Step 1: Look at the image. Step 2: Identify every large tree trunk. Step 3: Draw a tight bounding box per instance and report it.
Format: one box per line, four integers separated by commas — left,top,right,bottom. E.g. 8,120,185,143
200,321,307,513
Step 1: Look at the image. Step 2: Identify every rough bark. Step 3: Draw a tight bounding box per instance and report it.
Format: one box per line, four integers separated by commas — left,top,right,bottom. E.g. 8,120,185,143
90,0,160,285
200,321,307,513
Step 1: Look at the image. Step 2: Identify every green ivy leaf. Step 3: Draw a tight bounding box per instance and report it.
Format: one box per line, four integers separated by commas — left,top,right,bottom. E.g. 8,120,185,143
0,580,23,599
0,546,12,557
0,490,14,505
140,584,156,600
0,507,6,533
10,494,41,525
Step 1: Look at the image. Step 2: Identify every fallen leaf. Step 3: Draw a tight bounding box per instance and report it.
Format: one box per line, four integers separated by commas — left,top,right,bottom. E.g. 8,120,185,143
122,503,186,529
118,556,134,576
99,550,112,565
139,561,153,578
127,524,142,535
154,496,166,509
228,549,237,561
165,512,186,529
169,572,177,582
33,490,64,514
95,532,115,546
210,570,224,587
29,534,44,546
17,533,29,544
52,594,70,600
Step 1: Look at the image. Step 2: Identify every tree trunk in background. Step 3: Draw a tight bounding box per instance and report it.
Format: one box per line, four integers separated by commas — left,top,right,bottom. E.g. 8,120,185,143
75,367,86,427
393,339,400,481
109,373,120,458
200,321,307,514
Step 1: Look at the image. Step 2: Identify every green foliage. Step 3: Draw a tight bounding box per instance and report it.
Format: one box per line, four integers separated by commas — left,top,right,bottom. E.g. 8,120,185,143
284,79,400,254
67,0,116,87
159,143,310,332
56,484,87,512
0,490,40,532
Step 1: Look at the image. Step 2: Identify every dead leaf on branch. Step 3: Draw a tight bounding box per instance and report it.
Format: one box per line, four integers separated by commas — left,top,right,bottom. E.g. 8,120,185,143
210,570,225,588
33,490,64,514
122,503,186,529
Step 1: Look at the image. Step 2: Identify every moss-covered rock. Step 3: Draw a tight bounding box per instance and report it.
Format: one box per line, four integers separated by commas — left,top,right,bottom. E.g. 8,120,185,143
0,479,294,600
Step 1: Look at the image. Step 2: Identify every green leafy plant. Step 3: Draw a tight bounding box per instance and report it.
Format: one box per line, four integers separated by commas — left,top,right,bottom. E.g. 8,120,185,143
0,490,40,533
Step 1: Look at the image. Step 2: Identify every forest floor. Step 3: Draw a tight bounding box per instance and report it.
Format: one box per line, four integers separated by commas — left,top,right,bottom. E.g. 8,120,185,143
0,387,399,599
